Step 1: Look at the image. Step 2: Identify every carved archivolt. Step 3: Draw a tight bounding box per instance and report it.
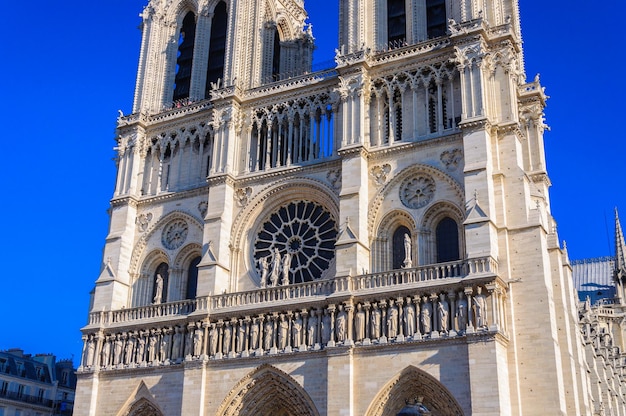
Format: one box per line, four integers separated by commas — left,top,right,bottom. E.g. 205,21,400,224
116,381,164,416
216,364,321,416
365,366,465,416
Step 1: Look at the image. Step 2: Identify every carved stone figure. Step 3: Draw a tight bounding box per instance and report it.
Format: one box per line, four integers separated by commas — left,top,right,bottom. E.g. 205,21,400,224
270,249,281,287
292,313,302,347
438,294,449,333
101,338,111,367
336,306,347,342
223,325,232,354
193,329,203,356
421,297,432,334
355,304,365,341
209,325,218,356
263,320,273,350
387,303,398,338
85,336,95,367
237,322,246,352
136,336,146,364
259,257,269,288
114,336,123,365
250,320,260,350
402,233,412,268
307,314,318,346
278,317,289,349
321,312,332,344
371,305,382,339
281,253,292,285
153,274,164,304
172,328,183,360
404,299,416,337
160,334,170,361
473,287,487,329
124,336,134,365
456,292,468,332
148,333,158,362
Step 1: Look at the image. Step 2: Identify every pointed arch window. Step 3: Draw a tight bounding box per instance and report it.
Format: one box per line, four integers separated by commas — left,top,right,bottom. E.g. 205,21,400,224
153,263,169,304
392,226,411,269
185,256,201,299
272,27,282,81
173,12,196,101
436,217,459,262
387,0,407,45
426,0,447,38
205,1,228,97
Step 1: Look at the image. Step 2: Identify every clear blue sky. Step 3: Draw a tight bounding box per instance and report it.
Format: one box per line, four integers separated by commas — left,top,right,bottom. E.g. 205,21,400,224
0,1,624,366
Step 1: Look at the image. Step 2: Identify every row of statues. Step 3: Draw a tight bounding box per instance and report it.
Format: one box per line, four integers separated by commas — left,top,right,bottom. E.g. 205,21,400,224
82,287,490,370
259,249,292,287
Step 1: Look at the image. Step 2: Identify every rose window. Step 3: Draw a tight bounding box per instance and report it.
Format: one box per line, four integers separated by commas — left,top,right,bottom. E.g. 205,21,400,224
399,174,436,209
162,219,189,250
253,201,337,284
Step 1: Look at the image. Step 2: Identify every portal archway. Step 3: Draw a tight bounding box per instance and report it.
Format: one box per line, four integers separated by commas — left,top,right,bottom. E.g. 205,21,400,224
216,364,320,416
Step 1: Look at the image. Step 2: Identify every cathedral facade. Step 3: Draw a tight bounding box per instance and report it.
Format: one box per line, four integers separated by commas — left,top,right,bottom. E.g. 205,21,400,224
74,0,611,414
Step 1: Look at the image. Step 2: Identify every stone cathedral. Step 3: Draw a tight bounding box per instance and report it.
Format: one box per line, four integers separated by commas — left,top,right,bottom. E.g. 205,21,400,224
74,0,626,415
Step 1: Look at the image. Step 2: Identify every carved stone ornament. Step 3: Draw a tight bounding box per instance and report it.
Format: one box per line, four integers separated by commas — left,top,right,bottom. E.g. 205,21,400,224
235,187,252,207
399,175,436,209
136,213,153,232
440,148,463,171
370,164,391,186
198,201,208,218
162,219,189,250
327,170,341,191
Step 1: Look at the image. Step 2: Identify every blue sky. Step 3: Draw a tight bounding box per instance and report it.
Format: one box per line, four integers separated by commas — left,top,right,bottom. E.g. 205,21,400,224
0,1,624,366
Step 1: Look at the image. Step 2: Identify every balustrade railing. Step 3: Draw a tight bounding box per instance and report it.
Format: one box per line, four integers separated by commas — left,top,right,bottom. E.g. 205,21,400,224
87,256,496,326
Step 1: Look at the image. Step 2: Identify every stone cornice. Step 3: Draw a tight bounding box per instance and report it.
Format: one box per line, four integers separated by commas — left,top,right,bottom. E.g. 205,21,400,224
337,144,369,159
367,132,463,163
110,195,140,209
133,186,209,209
458,117,491,133
234,159,342,188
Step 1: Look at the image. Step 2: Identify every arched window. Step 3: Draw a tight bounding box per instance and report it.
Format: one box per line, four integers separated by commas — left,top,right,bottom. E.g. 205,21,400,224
205,1,228,97
387,0,406,45
436,217,459,262
173,12,196,101
392,226,411,269
152,263,169,304
426,0,446,39
272,27,281,81
186,256,201,299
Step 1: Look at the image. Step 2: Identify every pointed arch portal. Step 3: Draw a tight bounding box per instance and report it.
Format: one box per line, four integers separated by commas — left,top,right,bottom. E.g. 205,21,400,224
217,365,320,416
365,366,464,416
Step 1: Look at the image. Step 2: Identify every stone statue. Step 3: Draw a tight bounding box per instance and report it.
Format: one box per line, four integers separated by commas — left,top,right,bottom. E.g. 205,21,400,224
259,257,269,288
354,304,365,341
404,299,416,337
456,292,468,332
237,322,246,352
307,314,318,346
193,329,203,356
101,338,111,367
402,233,412,268
209,325,218,356
438,294,449,333
281,253,292,285
250,319,260,350
371,305,381,339
321,312,332,344
263,320,274,350
421,297,432,334
278,317,289,349
148,333,158,362
387,303,398,338
223,325,231,354
292,313,302,347
270,249,281,287
172,328,183,360
85,336,95,367
336,306,347,342
160,335,169,361
113,336,124,365
153,274,164,304
124,337,134,365
473,287,487,329
136,336,146,364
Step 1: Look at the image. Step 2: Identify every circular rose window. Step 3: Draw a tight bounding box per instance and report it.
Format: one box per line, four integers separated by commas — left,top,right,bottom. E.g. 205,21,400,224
253,201,337,284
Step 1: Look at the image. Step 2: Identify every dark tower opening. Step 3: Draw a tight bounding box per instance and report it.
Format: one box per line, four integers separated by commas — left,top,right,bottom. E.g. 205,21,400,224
206,1,228,97
173,12,197,101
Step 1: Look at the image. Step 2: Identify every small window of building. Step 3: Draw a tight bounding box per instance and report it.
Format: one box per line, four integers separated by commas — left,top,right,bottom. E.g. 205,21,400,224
173,12,197,101
392,226,412,269
436,217,459,262
387,0,406,45
186,256,201,299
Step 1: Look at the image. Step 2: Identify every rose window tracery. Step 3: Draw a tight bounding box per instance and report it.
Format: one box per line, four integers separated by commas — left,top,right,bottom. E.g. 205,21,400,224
162,219,189,250
253,201,337,284
400,175,436,209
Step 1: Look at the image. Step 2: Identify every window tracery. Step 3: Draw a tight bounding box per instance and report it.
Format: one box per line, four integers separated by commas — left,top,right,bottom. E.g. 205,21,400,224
173,12,196,101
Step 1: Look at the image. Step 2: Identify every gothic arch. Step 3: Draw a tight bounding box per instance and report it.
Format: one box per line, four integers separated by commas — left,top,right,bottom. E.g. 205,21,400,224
116,381,164,416
216,364,321,416
372,209,417,272
172,243,202,300
163,0,199,25
421,200,464,264
365,366,464,416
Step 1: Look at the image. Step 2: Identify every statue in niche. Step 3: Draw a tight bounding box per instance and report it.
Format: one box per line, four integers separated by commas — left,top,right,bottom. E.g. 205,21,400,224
237,322,246,352
292,313,302,347
136,336,146,364
250,319,260,350
387,302,399,338
124,336,135,365
402,233,412,268
259,257,269,288
456,292,468,332
270,249,281,287
336,306,347,342
278,317,289,349
321,311,332,344
438,294,449,334
114,335,123,365
209,325,218,356
172,327,183,360
421,297,432,334
281,253,292,286
153,274,164,304
160,333,170,361
263,319,274,350
223,324,231,354
473,287,487,329
193,329,203,356
307,313,318,346
371,304,381,339
85,336,95,367
148,333,158,362
354,304,365,341
101,338,111,367
404,299,416,337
